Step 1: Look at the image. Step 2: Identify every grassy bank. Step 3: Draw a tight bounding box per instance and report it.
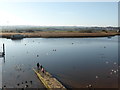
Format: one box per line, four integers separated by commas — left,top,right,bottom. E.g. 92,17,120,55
0,31,119,38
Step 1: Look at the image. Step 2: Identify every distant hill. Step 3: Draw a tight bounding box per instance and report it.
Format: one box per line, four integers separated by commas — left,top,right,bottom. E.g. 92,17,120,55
0,25,118,32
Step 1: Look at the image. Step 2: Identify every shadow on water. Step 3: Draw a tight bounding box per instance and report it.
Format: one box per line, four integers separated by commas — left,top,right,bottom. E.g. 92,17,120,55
11,39,23,41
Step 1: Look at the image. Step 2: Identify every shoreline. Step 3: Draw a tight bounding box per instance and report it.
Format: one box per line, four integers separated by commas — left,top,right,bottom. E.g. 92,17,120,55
0,32,119,38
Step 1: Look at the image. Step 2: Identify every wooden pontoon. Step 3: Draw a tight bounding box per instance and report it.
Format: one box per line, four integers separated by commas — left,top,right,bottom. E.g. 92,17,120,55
33,68,67,90
0,44,5,57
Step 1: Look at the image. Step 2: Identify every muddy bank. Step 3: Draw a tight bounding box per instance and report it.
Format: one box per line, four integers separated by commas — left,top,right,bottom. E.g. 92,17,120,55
0,32,119,38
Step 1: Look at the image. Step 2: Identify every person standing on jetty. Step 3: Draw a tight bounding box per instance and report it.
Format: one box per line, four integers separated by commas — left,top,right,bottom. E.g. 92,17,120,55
37,63,40,69
40,64,45,73
37,63,45,73
40,64,42,69
41,67,45,73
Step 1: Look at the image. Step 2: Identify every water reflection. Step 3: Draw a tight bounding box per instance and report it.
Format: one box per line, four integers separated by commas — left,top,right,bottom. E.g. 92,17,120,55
1,36,119,88
3,56,5,64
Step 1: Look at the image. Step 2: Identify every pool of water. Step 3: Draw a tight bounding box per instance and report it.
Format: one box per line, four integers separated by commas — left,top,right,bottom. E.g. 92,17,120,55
0,36,119,88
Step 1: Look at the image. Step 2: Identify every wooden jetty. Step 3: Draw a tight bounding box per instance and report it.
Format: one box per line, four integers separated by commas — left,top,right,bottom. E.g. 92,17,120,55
33,68,67,90
0,44,5,57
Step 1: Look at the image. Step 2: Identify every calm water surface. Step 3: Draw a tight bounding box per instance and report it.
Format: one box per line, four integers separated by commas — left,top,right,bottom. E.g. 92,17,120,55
0,36,119,88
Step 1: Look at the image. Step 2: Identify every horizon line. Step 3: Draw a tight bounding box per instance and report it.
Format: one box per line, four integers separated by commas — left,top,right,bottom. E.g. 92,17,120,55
0,25,118,27
0,0,119,2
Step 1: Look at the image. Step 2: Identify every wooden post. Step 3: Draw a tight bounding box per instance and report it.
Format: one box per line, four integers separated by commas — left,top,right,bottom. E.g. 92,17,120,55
3,43,5,56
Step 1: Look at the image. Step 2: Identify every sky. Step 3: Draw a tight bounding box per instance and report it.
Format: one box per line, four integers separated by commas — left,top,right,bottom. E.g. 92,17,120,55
0,2,118,27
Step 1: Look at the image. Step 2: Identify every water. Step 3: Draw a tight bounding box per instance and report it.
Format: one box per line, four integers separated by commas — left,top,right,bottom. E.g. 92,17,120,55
0,36,119,88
